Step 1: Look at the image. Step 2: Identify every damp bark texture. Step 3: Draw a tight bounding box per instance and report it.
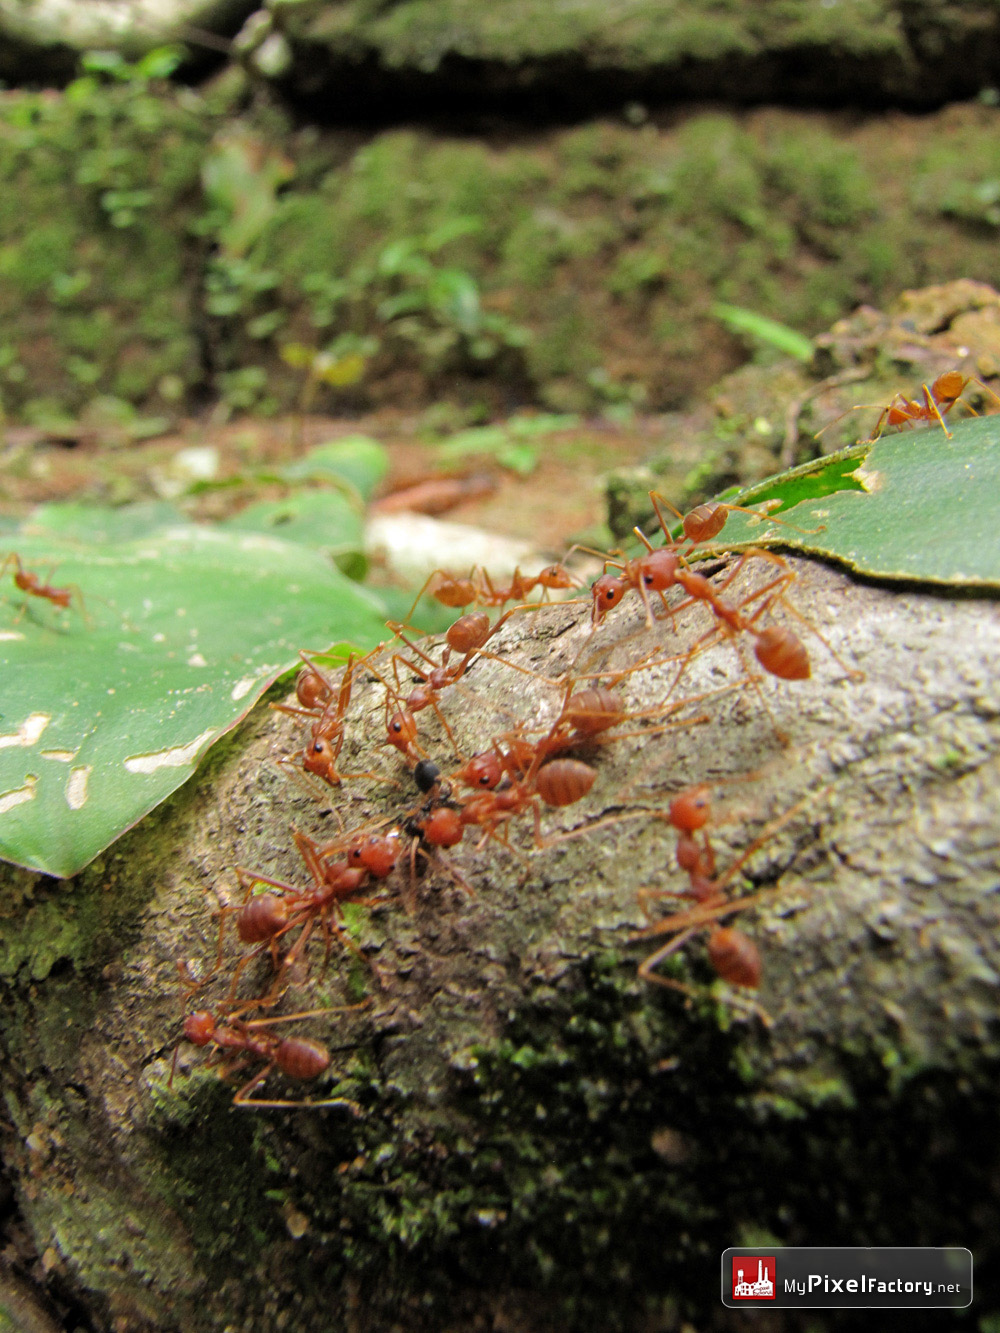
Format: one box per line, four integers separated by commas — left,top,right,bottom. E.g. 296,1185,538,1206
0,557,998,1333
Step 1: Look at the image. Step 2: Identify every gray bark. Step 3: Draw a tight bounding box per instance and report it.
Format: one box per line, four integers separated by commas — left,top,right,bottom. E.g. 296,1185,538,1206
1,556,998,1331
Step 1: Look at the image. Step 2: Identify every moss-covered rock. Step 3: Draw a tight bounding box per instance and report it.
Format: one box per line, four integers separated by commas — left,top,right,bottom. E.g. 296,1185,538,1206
265,0,1000,114
0,70,211,422
10,70,1000,421
0,558,997,1331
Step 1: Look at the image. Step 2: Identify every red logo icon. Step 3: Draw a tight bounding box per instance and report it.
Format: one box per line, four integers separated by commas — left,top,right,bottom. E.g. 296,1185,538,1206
732,1256,776,1300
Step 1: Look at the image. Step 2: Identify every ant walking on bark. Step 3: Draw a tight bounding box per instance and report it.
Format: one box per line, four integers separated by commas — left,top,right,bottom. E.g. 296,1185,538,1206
176,1008,362,1110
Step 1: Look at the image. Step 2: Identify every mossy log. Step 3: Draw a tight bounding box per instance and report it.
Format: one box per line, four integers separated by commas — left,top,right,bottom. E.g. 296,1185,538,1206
1,558,998,1332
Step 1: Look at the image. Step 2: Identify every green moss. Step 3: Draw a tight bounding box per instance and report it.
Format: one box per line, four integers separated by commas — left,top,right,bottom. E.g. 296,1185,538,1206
7,78,1000,417
279,0,906,70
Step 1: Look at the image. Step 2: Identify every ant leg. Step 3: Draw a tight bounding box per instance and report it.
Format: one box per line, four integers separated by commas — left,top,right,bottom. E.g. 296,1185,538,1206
636,926,702,990
233,1075,362,1113
919,384,953,440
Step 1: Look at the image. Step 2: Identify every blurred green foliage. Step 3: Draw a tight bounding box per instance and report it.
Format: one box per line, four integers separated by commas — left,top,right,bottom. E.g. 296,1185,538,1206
6,54,1000,421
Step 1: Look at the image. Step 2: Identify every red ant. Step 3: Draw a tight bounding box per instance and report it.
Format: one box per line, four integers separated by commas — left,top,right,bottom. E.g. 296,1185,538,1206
408,563,579,617
589,491,820,642
866,371,1000,441
817,370,1000,443
275,649,387,790
378,610,528,760
176,1009,361,1110
631,784,817,1005
0,553,88,622
456,745,599,852
224,832,389,999
591,521,814,685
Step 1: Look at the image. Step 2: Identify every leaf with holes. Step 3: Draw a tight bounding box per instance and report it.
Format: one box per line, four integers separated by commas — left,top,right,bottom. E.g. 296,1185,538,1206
0,526,386,877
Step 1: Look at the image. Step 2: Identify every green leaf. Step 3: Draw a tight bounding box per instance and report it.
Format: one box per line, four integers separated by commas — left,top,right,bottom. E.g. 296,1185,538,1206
25,501,187,544
436,425,510,459
711,303,814,362
496,442,539,476
697,414,1000,587
0,528,386,877
220,490,364,564
280,437,388,502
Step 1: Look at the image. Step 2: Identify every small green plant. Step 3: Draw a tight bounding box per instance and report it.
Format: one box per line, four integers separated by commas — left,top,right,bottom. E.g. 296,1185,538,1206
279,338,372,445
711,303,814,362
435,412,578,476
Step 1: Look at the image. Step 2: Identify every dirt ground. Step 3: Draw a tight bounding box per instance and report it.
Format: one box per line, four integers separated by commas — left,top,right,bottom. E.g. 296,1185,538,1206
0,408,668,550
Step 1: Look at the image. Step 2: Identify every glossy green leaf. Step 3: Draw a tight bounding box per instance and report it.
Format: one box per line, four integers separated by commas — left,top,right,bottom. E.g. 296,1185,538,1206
0,527,386,877
696,415,1000,588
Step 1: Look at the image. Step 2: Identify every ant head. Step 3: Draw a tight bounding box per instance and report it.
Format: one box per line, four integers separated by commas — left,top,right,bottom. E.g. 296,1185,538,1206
591,574,626,622
538,563,574,590
460,752,502,789
360,833,401,878
669,786,711,833
303,736,334,775
386,710,418,753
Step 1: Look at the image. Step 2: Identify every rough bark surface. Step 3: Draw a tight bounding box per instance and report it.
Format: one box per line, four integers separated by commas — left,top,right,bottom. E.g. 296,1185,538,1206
1,557,998,1331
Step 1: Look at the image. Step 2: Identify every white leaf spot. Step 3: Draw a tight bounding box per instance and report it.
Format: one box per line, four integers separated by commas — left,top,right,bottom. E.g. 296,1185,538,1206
0,776,37,813
187,652,208,668
124,728,217,774
66,766,91,809
41,750,77,762
230,676,257,701
0,630,25,641
0,713,51,749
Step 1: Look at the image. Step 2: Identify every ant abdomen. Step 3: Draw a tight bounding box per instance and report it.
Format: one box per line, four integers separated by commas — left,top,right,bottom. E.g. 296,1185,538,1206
296,667,332,711
446,612,491,656
536,758,597,808
275,1037,331,1081
683,502,729,545
707,927,761,988
562,688,623,737
238,893,290,944
754,626,810,680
